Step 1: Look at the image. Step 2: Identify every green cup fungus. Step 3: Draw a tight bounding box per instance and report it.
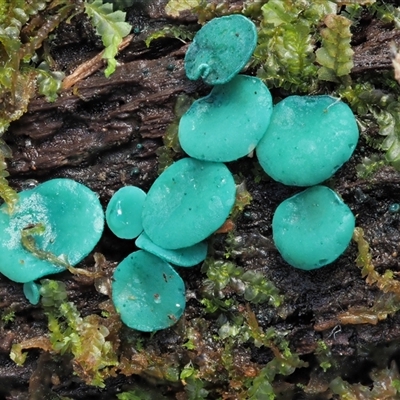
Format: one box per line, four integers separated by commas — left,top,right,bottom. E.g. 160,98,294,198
0,178,104,283
142,158,236,250
184,15,257,85
135,232,208,267
256,95,359,187
111,250,185,332
179,18,359,272
111,15,359,333
23,281,41,305
179,75,273,162
0,15,361,333
106,186,146,239
272,186,355,270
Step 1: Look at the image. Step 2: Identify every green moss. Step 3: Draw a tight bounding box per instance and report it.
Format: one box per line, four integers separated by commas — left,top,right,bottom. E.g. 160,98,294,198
229,180,253,221
216,307,308,399
7,1,400,396
20,223,71,270
330,362,400,399
246,338,307,399
116,387,170,400
165,0,200,18
84,0,132,77
353,227,400,295
180,363,209,399
1,309,15,324
315,340,332,372
201,257,283,308
356,155,386,179
316,14,354,83
145,25,195,47
373,1,400,27
37,280,119,387
338,81,400,171
0,0,132,211
330,229,400,327
254,0,336,92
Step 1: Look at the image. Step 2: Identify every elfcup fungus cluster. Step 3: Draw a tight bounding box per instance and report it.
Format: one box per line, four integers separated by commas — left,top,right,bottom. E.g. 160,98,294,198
108,14,359,330
0,15,359,332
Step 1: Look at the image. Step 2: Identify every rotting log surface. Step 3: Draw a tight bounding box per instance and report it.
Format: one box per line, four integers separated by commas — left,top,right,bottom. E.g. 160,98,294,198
2,2,400,399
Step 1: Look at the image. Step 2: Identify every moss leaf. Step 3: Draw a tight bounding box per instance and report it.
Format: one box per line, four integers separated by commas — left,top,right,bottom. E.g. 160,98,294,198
165,0,200,18
84,0,132,77
316,14,354,82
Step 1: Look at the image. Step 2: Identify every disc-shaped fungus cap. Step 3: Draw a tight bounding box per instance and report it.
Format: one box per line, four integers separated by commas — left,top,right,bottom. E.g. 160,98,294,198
179,75,273,162
135,232,208,267
106,186,146,239
142,158,236,249
256,96,359,186
272,186,355,270
184,15,257,85
112,250,186,332
0,179,104,283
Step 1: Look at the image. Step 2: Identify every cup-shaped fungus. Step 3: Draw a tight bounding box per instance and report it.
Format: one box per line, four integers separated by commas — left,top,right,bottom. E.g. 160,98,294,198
23,281,41,305
272,186,355,270
142,158,236,249
184,15,257,85
179,75,273,162
106,186,146,239
256,96,359,186
135,232,208,267
0,179,104,283
111,250,185,332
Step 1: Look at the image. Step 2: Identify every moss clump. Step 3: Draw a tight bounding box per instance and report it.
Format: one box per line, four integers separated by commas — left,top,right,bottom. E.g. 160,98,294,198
0,0,132,211
326,228,400,327
353,227,400,295
356,155,386,179
330,362,400,399
11,280,120,387
201,257,283,309
315,340,332,372
145,25,196,48
315,14,353,84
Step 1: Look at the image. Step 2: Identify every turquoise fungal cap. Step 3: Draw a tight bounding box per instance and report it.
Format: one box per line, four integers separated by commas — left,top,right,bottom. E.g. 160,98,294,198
0,178,104,283
142,158,236,250
179,75,273,162
106,186,146,239
111,250,186,332
184,15,257,85
135,231,208,267
256,95,359,186
23,281,41,305
272,186,355,270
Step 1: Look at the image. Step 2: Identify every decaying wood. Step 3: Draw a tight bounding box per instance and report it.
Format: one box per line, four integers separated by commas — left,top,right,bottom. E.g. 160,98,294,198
3,2,400,399
62,34,135,90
